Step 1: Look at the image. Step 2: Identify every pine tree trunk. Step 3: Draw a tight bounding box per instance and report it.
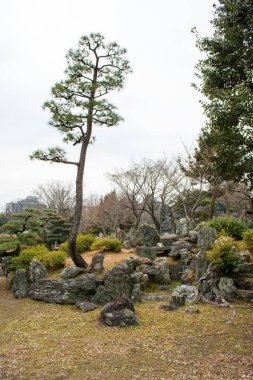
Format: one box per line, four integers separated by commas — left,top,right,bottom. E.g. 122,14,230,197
68,65,98,268
68,140,89,268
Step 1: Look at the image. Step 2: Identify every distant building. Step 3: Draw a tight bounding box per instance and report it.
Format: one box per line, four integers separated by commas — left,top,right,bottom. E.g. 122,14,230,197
5,196,45,214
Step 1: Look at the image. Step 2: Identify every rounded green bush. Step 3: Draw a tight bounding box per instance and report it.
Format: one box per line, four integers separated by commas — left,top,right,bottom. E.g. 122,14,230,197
242,229,253,249
207,236,240,275
59,234,96,254
10,244,67,271
91,237,122,252
207,216,246,239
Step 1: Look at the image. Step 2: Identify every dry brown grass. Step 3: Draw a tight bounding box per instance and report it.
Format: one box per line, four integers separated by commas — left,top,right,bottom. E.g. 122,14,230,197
65,249,137,274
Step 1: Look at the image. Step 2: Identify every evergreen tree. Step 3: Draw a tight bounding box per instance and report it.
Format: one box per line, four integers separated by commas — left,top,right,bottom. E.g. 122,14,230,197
193,0,253,185
30,33,131,267
0,208,70,250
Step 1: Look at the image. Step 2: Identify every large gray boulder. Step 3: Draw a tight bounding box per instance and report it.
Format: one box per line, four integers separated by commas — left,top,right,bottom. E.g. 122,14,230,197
152,257,171,285
29,259,47,282
171,285,198,303
91,285,111,305
29,274,102,304
170,241,192,259
100,298,138,327
197,227,217,249
130,272,149,290
136,224,159,247
12,269,29,298
103,264,132,300
136,263,157,276
160,233,178,248
218,277,237,301
135,246,157,260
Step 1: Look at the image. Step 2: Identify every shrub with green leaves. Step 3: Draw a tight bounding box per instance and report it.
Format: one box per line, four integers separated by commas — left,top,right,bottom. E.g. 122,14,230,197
207,236,240,275
10,244,67,271
91,238,122,252
59,234,95,254
242,229,253,249
207,216,246,239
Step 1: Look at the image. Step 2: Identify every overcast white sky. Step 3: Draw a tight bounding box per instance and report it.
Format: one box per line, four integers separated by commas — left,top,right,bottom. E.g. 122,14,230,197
0,0,214,210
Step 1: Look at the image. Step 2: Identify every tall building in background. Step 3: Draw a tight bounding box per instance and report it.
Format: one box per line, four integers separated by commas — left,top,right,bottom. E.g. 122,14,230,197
5,196,45,214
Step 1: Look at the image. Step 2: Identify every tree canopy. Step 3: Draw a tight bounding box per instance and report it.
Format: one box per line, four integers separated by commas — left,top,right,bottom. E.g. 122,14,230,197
31,33,131,267
193,0,253,185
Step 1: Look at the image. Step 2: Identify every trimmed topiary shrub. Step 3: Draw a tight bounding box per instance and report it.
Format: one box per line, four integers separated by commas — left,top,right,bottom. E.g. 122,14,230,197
242,229,253,249
59,234,95,254
91,238,122,252
207,216,246,239
207,236,240,275
10,244,67,271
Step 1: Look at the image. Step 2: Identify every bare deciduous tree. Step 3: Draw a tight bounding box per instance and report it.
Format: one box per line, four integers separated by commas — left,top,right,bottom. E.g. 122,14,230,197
34,181,75,219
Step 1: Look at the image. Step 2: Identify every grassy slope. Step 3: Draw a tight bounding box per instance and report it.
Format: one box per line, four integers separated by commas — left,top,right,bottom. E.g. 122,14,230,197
0,251,253,380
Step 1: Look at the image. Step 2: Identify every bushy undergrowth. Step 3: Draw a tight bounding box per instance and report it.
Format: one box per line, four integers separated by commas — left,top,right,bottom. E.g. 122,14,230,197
91,237,122,252
10,244,67,271
207,216,246,239
59,234,95,254
242,229,253,249
207,236,240,275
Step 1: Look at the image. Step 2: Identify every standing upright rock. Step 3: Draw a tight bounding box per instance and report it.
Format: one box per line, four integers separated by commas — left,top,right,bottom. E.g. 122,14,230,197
29,259,47,282
12,269,29,298
176,218,191,237
136,224,159,247
89,252,105,274
160,204,176,235
197,227,217,249
103,263,133,300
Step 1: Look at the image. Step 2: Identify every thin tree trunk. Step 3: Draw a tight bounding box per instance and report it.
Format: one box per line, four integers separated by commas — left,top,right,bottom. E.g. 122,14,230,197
68,64,98,267
209,192,216,220
68,140,90,268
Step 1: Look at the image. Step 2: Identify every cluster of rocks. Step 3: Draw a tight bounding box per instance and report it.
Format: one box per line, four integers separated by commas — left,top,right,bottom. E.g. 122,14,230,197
10,205,253,325
12,254,173,305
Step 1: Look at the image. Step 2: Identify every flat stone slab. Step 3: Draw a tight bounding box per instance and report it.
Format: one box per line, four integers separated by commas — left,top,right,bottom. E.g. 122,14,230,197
236,289,253,300
61,267,87,279
142,294,169,302
29,274,103,304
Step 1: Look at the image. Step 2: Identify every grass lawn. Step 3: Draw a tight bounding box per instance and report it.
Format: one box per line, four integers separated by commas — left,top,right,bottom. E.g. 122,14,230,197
0,250,253,379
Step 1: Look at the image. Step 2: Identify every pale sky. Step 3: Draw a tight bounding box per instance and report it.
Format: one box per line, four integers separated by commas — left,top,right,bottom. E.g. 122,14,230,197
0,0,214,210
